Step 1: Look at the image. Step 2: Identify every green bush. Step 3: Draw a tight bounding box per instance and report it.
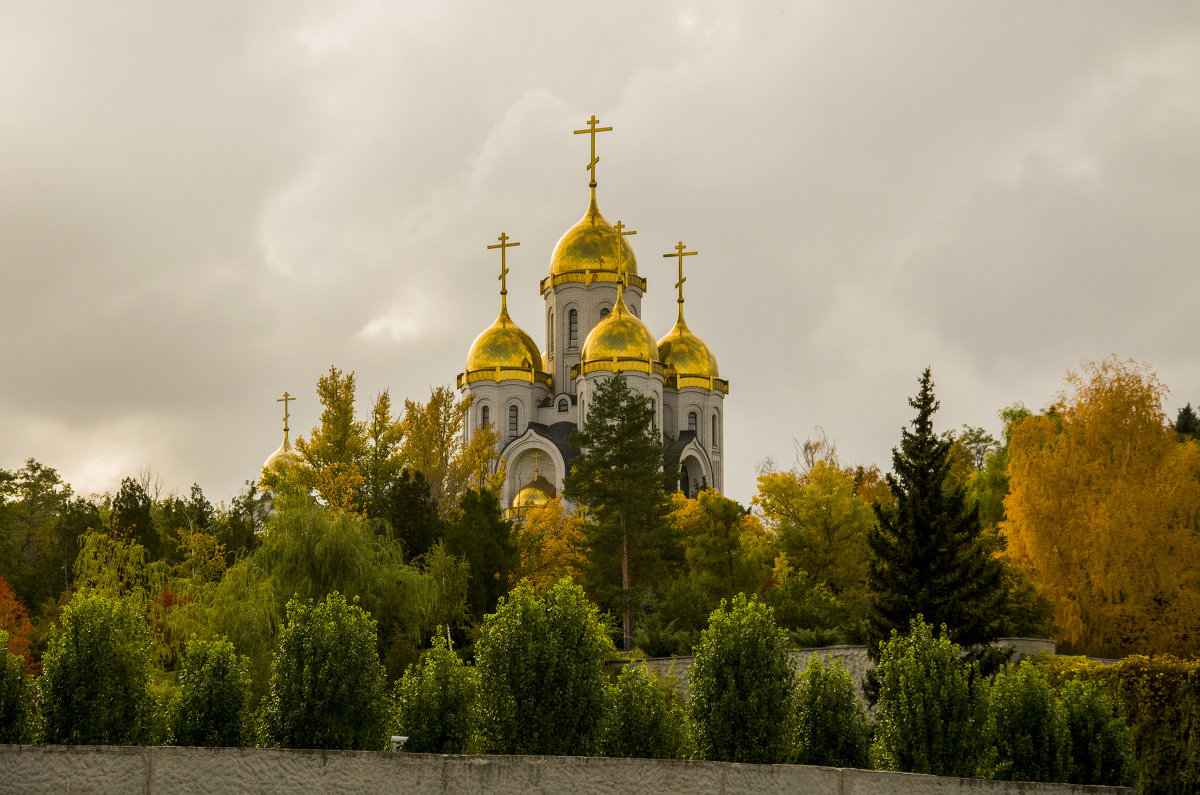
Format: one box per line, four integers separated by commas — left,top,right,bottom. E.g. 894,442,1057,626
261,592,387,750
983,660,1068,781
1106,655,1198,794
475,578,611,756
0,631,30,743
871,617,987,776
166,637,252,747
393,632,476,753
37,592,153,745
688,594,794,763
1059,678,1135,786
789,656,870,768
599,663,691,760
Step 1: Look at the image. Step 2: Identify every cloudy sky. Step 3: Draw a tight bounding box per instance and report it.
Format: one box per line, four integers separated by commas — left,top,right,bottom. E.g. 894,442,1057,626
2,1,1198,506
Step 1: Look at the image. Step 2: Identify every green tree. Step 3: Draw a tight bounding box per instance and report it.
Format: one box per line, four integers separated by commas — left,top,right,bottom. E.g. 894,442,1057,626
0,459,72,611
474,578,611,756
295,366,369,512
983,660,1069,782
866,368,1005,659
443,488,516,623
370,468,444,560
363,390,405,517
1058,678,1135,786
565,374,678,652
111,476,159,558
688,594,794,764
38,592,153,745
1175,403,1200,441
392,632,476,753
789,656,870,768
871,618,987,776
599,663,691,760
167,637,252,747
261,592,387,750
0,630,30,743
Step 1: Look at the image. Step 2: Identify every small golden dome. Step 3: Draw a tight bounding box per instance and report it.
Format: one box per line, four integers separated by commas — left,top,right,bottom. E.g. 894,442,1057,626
512,474,556,511
466,305,544,374
549,196,638,278
658,309,719,379
581,290,659,367
262,437,302,485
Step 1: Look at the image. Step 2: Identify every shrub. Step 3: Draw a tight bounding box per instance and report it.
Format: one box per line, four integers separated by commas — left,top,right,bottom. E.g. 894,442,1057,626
475,578,611,755
688,594,794,763
789,656,870,768
0,631,30,743
599,663,691,760
983,660,1068,781
1106,655,1199,794
871,617,986,776
38,593,153,745
1059,678,1135,786
261,592,387,750
393,632,476,753
166,637,252,747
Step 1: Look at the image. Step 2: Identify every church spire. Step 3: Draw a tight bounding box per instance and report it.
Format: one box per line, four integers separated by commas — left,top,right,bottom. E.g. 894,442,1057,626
573,114,612,203
487,232,520,314
664,241,698,322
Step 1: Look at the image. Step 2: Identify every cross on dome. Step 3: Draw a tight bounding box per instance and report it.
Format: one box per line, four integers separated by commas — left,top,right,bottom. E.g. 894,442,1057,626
573,114,612,191
487,232,520,309
663,241,697,306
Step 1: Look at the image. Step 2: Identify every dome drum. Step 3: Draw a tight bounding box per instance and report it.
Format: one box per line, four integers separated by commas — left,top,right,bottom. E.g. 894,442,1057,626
458,368,553,388
666,373,731,394
540,270,647,296
572,359,667,379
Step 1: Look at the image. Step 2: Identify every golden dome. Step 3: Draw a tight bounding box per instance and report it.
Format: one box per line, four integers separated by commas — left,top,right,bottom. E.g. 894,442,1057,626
549,196,638,278
466,304,544,374
581,289,659,368
512,474,556,511
658,308,719,379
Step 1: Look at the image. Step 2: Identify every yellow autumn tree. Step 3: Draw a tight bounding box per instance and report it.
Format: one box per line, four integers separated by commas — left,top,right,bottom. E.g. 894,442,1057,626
1003,357,1200,657
512,496,585,591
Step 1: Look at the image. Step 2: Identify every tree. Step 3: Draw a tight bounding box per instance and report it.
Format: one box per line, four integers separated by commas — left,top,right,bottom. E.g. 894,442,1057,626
474,578,611,756
688,594,794,764
788,656,870,768
599,663,691,760
1003,357,1200,656
261,592,387,750
370,468,444,560
512,495,585,591
982,660,1069,782
0,459,72,610
167,637,252,747
111,476,159,558
295,366,369,512
1058,678,1135,786
670,490,772,608
871,618,987,776
392,633,476,753
866,368,1005,659
0,631,30,743
443,488,516,622
1175,402,1200,441
0,575,35,671
363,390,405,516
38,593,153,745
565,374,678,652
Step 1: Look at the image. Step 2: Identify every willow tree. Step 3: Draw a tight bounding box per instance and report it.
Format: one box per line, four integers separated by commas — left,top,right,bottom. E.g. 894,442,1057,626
1003,357,1200,656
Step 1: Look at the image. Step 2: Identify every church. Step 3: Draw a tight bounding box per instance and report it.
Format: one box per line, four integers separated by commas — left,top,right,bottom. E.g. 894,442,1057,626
457,116,730,517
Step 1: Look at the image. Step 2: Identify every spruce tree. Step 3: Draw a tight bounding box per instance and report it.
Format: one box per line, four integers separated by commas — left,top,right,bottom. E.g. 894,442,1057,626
865,368,1005,660
1175,402,1200,441
564,374,677,652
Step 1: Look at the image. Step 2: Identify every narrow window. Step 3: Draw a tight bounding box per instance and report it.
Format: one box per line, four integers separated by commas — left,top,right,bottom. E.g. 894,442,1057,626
650,398,657,429
558,398,568,413
481,405,490,427
548,310,554,354
509,405,518,439
568,309,578,347
688,411,698,434
712,414,719,448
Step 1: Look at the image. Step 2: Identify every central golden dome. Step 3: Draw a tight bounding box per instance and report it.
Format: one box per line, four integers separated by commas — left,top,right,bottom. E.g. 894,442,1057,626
512,473,556,511
466,304,543,374
549,196,639,278
581,290,658,366
658,309,719,379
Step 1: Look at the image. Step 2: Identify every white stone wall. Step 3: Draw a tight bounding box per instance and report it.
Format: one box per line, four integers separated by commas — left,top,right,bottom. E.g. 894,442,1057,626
0,745,1132,794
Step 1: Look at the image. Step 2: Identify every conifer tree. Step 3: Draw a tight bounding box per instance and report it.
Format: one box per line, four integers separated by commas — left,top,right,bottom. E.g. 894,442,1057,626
564,374,677,652
865,368,1004,659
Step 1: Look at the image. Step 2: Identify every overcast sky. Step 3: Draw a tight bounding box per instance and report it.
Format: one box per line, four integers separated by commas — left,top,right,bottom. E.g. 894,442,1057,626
2,1,1198,507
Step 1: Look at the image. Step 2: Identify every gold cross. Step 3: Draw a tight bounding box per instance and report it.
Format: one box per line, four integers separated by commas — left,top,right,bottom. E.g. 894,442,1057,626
573,114,612,188
613,220,637,287
533,450,540,478
277,391,294,433
663,241,697,304
487,232,520,296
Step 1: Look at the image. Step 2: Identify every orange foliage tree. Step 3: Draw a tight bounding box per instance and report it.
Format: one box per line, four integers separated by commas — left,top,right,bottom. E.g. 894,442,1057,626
1003,357,1200,656
512,496,585,591
0,574,36,671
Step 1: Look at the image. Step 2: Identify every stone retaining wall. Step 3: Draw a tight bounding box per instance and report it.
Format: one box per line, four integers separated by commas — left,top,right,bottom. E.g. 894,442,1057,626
0,746,1130,795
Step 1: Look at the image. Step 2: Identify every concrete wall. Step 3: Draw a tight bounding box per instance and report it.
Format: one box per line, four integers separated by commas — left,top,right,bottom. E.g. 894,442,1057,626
0,746,1132,795
619,638,1057,702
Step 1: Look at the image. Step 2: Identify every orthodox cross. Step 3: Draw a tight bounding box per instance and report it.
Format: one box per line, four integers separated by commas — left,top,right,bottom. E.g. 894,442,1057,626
663,241,697,305
532,450,541,478
277,391,294,435
488,232,520,306
573,114,612,188
613,220,637,288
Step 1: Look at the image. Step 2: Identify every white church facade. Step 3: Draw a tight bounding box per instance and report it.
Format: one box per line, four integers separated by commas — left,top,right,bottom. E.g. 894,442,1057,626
456,117,729,516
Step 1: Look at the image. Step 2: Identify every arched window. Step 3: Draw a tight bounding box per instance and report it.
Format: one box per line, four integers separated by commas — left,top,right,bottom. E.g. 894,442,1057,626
712,413,719,448
688,411,698,434
558,398,568,413
548,310,554,354
568,309,579,347
508,405,519,440
481,405,490,427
